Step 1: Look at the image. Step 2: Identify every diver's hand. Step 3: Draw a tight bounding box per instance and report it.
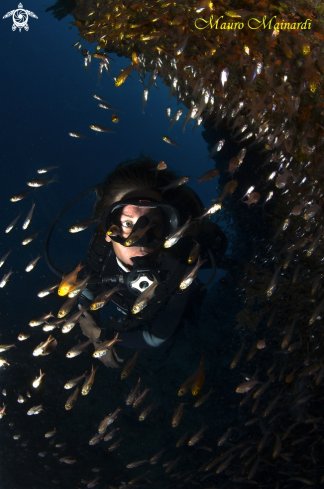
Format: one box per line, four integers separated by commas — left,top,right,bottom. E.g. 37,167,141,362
98,346,121,368
78,307,101,342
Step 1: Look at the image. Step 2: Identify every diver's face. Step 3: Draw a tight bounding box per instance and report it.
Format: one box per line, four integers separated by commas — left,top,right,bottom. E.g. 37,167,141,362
105,205,164,267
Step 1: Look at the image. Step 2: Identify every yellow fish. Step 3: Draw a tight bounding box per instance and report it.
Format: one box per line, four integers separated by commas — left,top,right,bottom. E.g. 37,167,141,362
191,355,205,396
115,64,134,87
58,263,85,296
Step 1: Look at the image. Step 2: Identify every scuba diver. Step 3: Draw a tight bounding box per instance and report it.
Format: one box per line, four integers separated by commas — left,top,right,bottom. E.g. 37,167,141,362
46,156,228,367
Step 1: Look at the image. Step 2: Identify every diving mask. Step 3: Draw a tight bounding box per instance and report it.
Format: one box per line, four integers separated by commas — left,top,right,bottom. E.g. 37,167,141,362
102,198,179,248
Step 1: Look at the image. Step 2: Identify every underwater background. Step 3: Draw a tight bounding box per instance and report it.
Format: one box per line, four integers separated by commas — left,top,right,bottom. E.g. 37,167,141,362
1,0,324,487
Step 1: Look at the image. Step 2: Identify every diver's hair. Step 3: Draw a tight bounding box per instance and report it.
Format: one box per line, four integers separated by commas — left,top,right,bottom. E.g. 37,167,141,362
94,153,203,235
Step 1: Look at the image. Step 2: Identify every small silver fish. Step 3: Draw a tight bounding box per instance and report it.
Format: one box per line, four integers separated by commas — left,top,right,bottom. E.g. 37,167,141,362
25,254,41,272
26,178,56,188
69,217,99,233
164,216,192,248
0,249,12,268
179,256,207,290
21,228,43,246
22,202,36,230
27,404,43,415
37,283,59,298
64,371,87,390
142,88,149,114
68,132,91,139
5,213,21,233
89,124,115,134
0,269,14,288
37,165,59,174
65,387,79,410
132,279,159,314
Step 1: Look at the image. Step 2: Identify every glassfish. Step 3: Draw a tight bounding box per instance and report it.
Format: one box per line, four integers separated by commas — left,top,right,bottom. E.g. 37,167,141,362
68,275,91,298
106,224,120,237
132,278,159,314
98,407,122,432
0,249,12,268
92,333,121,357
188,241,200,264
179,256,207,291
193,387,215,407
69,217,99,233
68,132,91,139
58,263,85,296
25,254,41,272
133,387,151,408
0,269,14,288
89,124,115,134
188,425,208,446
65,387,79,410
37,283,59,298
57,295,78,318
230,342,245,369
37,165,59,174
178,355,205,396
172,403,185,427
162,136,181,148
98,102,122,112
213,180,238,202
236,380,261,393
21,228,43,246
121,350,140,380
18,329,33,341
164,216,192,248
44,428,57,438
124,222,155,247
191,355,205,396
126,460,148,469
27,404,43,415
22,202,35,230
10,189,35,202
126,377,141,405
196,169,219,183
142,88,149,114
0,344,16,352
62,308,85,333
81,364,98,395
90,285,121,310
199,202,222,221
33,335,57,357
115,64,134,87
64,371,87,390
32,370,45,388
103,427,119,442
66,339,92,358
159,176,189,194
168,109,183,131
138,400,156,421
207,139,225,160
5,213,21,233
26,178,57,188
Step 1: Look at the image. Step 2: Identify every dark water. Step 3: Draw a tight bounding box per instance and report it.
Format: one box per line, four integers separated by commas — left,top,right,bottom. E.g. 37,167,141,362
0,1,236,488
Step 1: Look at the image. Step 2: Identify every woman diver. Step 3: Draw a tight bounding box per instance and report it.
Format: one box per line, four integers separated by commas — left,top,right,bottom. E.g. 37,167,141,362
46,155,228,367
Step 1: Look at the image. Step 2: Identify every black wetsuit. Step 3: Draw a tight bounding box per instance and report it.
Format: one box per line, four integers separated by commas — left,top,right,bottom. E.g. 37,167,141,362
79,221,228,348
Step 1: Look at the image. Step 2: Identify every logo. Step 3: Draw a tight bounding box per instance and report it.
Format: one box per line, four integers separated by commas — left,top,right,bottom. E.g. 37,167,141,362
3,3,38,32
